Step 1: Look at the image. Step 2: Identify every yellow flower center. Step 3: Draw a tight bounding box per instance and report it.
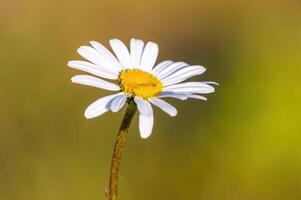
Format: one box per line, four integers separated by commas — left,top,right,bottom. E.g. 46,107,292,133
118,69,163,99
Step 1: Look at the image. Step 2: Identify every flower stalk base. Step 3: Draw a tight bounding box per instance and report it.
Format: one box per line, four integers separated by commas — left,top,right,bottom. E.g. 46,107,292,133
107,100,137,200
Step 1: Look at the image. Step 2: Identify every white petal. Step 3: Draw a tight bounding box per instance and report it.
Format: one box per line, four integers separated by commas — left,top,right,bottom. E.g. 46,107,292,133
163,87,213,94
162,65,206,86
71,75,120,91
130,38,145,68
156,62,188,80
134,97,153,116
203,81,219,85
139,111,154,139
157,92,189,100
109,94,128,112
158,92,207,101
68,60,117,80
149,98,177,117
134,97,154,139
152,60,173,74
140,41,159,72
164,82,213,90
110,39,133,69
77,46,120,74
84,93,122,119
185,94,207,100
90,41,124,71
163,82,215,94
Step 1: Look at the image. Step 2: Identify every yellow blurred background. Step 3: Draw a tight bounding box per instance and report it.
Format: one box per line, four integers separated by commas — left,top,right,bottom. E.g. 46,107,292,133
1,0,301,199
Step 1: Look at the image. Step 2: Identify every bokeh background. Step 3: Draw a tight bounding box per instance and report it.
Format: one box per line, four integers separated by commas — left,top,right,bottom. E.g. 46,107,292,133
1,0,301,199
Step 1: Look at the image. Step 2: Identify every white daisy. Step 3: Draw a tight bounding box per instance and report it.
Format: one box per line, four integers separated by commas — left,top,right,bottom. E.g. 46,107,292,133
68,38,217,139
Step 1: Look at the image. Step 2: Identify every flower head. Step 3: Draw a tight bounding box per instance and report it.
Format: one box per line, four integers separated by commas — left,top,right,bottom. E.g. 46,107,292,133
118,69,163,99
68,38,217,138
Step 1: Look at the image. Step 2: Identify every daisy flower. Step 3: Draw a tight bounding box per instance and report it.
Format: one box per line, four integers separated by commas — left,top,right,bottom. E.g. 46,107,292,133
68,38,217,139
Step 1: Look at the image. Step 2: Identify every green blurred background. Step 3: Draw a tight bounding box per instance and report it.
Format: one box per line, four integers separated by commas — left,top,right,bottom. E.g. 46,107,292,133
1,0,301,199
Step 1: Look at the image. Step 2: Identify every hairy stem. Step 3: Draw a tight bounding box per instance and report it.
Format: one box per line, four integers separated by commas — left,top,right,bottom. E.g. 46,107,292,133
107,100,137,200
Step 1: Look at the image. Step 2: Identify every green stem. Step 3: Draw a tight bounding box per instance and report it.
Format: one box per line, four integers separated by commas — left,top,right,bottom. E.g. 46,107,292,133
107,100,137,200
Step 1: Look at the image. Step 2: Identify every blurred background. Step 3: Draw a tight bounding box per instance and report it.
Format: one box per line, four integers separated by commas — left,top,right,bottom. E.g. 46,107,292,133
1,0,301,199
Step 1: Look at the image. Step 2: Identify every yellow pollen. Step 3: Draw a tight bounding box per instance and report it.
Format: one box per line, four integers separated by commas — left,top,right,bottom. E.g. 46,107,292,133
118,69,163,99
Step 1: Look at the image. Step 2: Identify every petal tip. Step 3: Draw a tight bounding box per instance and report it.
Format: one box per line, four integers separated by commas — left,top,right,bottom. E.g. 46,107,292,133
171,111,177,117
67,61,73,67
70,76,77,82
84,112,93,119
111,108,119,113
76,46,86,54
89,41,96,46
84,108,99,119
140,131,152,139
109,38,119,44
